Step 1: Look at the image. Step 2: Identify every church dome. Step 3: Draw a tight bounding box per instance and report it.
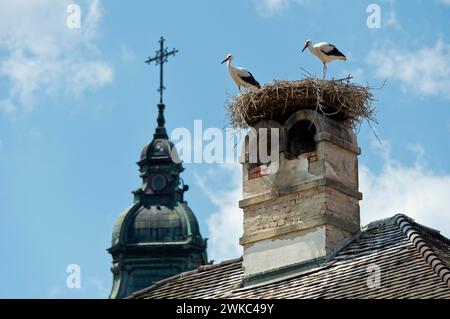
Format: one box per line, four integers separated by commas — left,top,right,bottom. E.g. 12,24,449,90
140,137,183,166
111,202,203,246
140,138,174,161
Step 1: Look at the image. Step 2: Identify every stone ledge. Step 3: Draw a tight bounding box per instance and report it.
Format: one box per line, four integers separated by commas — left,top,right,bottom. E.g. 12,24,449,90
240,256,327,288
239,177,362,208
315,131,361,155
239,214,358,246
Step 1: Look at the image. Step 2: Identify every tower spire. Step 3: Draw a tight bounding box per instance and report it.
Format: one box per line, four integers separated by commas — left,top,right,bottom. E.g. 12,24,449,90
154,103,168,139
145,36,178,139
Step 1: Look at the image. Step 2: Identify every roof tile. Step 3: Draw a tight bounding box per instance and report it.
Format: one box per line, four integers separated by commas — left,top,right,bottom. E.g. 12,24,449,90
129,214,450,299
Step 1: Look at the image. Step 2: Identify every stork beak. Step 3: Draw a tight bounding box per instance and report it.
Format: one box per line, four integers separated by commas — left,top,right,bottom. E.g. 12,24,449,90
301,44,308,52
221,57,228,64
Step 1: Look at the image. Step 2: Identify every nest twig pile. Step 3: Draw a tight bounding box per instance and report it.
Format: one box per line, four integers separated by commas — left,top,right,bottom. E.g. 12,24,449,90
226,77,376,130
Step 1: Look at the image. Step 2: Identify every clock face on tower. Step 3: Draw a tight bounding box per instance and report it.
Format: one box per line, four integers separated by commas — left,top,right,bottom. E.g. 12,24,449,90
150,174,167,192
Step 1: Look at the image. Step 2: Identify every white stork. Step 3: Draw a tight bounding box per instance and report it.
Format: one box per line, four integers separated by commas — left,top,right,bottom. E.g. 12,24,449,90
301,40,347,80
221,54,260,92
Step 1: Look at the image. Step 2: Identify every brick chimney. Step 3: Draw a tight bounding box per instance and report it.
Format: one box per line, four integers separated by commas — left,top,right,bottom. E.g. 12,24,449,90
239,109,362,285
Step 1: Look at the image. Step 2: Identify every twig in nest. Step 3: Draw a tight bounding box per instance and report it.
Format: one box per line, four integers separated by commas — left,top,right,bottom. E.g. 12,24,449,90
225,77,377,134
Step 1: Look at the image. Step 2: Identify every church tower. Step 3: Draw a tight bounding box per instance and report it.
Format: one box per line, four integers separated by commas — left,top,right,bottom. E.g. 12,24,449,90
107,37,207,299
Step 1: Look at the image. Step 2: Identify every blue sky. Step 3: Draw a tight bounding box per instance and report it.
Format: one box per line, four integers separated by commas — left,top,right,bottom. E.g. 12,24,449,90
0,0,449,298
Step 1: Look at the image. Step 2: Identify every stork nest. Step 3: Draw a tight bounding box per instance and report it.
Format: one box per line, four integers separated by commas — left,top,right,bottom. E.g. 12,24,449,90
226,77,376,130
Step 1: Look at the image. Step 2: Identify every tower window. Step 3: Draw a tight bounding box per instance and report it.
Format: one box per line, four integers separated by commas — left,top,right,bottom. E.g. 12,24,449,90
288,120,316,158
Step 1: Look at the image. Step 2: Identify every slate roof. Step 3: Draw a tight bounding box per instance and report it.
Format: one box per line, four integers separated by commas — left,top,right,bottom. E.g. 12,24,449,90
128,214,450,299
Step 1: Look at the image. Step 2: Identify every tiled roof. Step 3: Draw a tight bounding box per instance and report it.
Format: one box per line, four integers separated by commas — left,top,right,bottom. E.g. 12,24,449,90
128,214,450,299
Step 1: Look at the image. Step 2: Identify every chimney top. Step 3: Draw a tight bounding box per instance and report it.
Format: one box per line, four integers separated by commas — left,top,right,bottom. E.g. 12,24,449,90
239,107,361,286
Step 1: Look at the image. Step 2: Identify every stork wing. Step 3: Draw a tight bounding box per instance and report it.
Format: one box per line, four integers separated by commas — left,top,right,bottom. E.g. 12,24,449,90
236,67,261,88
235,67,252,78
318,42,345,57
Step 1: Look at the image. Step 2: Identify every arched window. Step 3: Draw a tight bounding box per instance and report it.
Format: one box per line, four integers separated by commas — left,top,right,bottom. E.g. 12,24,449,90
288,120,316,159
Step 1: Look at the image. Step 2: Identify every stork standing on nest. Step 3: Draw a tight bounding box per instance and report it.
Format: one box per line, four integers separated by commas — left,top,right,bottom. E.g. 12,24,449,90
301,40,347,80
221,54,261,92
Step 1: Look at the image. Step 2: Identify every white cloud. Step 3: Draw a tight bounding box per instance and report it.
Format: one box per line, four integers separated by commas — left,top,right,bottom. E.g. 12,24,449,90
367,40,450,98
341,68,364,82
196,164,243,262
0,0,113,115
70,61,113,96
199,141,450,263
384,9,401,29
255,0,289,16
378,0,401,29
119,44,136,63
437,0,450,6
254,0,309,17
360,141,450,238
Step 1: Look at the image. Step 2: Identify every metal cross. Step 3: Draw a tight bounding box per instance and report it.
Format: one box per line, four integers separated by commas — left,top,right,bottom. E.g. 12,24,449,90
145,36,179,104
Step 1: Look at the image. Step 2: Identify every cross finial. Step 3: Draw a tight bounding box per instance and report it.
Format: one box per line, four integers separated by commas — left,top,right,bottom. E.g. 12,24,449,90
145,36,179,104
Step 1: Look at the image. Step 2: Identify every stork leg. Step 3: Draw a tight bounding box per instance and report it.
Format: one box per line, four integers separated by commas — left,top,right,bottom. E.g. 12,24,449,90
238,85,242,93
322,63,327,80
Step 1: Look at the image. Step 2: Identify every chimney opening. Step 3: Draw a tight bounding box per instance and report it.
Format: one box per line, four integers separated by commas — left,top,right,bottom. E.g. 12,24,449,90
287,120,316,159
